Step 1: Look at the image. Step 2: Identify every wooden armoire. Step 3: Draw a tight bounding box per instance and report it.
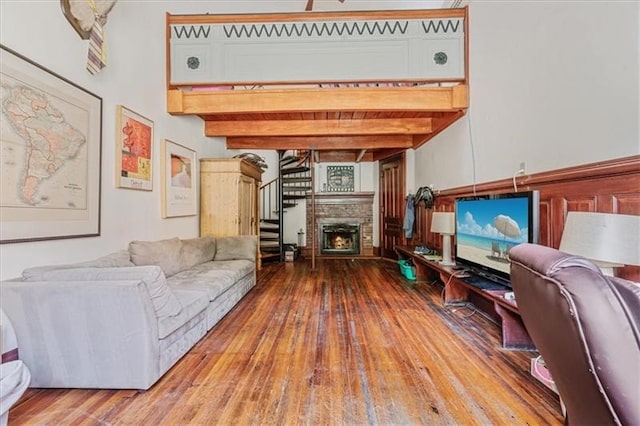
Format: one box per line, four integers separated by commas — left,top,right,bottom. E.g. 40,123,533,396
200,158,262,239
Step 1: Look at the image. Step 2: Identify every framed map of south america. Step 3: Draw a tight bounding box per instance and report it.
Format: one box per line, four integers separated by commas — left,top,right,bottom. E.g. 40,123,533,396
0,45,102,243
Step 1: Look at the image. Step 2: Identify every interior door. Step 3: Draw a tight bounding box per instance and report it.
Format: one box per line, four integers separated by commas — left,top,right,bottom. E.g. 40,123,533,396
379,154,406,259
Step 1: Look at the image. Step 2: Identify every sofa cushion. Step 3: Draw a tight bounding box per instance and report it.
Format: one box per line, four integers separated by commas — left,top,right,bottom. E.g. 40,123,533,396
168,260,254,301
24,266,183,319
214,236,257,261
179,236,216,272
22,250,133,280
129,238,182,277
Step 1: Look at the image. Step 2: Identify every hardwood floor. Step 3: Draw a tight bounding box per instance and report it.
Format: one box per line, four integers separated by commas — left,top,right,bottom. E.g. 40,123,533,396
9,259,563,425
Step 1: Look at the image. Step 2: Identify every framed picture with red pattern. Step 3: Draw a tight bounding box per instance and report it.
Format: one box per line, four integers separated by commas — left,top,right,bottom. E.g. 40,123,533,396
116,105,153,191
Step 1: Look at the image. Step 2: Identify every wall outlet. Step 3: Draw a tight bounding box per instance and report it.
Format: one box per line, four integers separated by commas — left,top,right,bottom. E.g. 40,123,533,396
519,161,527,174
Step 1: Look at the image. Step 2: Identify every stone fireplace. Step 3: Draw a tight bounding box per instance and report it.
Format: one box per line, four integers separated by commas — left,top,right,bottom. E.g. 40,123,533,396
306,192,374,257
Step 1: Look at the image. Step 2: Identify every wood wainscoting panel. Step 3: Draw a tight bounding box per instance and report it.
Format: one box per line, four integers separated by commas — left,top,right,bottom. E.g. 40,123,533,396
410,155,640,281
538,200,552,248
614,192,640,215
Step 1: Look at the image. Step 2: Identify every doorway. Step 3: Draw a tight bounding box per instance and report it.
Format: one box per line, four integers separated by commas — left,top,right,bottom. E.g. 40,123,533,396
379,154,406,259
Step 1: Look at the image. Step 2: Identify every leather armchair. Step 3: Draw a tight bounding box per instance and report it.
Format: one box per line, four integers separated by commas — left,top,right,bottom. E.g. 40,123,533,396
509,243,640,425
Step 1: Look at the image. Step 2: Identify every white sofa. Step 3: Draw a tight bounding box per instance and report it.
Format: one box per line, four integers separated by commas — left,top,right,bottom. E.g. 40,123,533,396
0,235,257,390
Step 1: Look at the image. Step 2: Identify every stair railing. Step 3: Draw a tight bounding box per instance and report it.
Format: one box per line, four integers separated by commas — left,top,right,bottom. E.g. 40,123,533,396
259,149,312,263
260,176,280,224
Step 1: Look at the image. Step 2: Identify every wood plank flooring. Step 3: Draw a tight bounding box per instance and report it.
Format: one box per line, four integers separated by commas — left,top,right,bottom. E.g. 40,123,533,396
8,259,563,425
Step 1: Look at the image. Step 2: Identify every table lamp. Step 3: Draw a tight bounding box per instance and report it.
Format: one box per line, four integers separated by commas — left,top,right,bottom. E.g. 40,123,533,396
431,212,456,266
559,212,640,276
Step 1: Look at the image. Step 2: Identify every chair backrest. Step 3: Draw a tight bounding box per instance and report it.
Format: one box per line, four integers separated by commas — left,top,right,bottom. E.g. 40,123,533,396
509,243,640,425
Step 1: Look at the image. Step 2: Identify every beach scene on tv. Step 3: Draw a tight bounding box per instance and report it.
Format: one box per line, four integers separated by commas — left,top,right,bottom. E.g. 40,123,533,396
456,197,529,275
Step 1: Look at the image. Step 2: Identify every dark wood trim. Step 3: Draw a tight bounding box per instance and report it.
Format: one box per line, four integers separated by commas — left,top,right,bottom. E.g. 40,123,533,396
308,192,375,204
436,155,639,198
411,155,640,282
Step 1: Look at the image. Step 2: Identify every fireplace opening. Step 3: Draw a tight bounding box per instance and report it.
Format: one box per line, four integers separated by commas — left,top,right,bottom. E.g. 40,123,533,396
320,223,360,255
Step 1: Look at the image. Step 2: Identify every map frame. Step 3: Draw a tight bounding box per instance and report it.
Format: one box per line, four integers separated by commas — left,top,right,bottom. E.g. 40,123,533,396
0,44,102,244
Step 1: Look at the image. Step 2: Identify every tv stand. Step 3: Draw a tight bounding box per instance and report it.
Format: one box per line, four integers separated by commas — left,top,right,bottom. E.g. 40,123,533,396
395,245,535,351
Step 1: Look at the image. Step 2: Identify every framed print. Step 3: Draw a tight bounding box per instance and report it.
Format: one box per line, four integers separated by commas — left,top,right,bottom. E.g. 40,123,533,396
326,165,355,192
116,105,153,190
0,44,102,243
161,139,197,218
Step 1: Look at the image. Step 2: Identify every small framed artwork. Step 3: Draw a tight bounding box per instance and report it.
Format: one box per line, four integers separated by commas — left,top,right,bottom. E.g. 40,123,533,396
326,165,355,192
116,105,153,190
0,44,102,243
161,139,197,218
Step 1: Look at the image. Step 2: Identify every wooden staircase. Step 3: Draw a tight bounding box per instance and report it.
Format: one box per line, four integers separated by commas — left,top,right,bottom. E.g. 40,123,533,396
259,150,312,263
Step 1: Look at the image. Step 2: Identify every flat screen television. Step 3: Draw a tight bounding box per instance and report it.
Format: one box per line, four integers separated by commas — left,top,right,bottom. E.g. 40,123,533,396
454,190,540,287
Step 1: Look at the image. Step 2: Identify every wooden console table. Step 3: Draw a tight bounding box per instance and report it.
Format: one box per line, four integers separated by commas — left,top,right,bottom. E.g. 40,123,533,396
395,245,535,351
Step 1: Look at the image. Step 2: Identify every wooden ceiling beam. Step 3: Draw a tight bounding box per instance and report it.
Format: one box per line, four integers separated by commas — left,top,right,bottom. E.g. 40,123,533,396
168,85,468,115
412,110,466,149
227,135,414,150
205,118,433,137
372,148,407,162
317,150,374,163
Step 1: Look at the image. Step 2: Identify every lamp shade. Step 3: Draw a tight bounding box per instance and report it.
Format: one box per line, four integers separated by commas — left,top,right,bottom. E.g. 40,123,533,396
431,212,455,235
559,212,640,267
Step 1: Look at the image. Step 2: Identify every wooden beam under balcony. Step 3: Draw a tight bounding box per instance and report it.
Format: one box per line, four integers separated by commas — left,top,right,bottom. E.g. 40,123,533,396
226,135,414,150
205,118,433,137
167,85,468,116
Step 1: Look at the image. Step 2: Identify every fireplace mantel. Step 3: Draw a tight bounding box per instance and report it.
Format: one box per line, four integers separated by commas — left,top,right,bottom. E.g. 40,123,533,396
308,192,375,205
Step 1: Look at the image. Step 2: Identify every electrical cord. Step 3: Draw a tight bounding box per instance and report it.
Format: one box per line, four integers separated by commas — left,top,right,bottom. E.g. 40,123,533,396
467,106,478,196
512,168,526,192
439,270,479,318
440,270,471,307
452,302,478,318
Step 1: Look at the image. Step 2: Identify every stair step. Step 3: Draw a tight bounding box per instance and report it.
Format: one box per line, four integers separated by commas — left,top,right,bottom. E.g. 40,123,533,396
261,246,281,253
261,218,279,224
283,194,306,200
260,252,281,262
281,166,310,175
282,176,312,183
283,202,297,209
282,186,312,192
280,156,299,166
260,220,280,229
260,226,279,233
260,234,279,240
260,242,280,249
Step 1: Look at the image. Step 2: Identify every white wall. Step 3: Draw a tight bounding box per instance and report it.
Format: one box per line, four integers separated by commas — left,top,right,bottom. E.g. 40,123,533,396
415,1,640,192
6,1,632,277
0,0,445,278
0,2,249,279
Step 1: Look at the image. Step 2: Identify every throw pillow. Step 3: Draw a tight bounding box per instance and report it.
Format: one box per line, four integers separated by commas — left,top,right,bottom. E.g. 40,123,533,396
28,266,182,318
129,237,182,277
179,236,216,272
214,235,257,261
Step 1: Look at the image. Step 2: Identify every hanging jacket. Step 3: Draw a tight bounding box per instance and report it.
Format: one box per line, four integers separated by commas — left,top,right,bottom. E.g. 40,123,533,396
403,194,415,239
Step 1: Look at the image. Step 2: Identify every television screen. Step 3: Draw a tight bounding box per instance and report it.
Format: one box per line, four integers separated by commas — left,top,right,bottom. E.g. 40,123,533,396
454,191,539,284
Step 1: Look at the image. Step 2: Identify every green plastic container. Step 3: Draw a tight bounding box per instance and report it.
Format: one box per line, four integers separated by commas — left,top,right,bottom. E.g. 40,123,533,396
398,259,417,280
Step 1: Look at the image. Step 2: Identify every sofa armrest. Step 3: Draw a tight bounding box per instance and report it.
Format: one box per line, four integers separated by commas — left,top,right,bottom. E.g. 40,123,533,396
1,279,161,389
